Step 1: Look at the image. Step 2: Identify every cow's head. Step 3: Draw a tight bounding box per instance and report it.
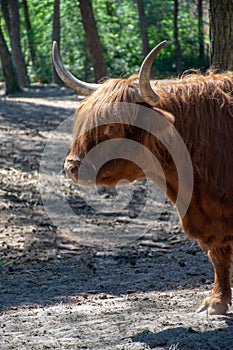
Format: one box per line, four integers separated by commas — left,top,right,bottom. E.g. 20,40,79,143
52,41,175,187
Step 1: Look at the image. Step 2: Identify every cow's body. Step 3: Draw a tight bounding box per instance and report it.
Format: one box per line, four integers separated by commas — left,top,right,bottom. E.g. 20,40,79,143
156,73,233,243
52,41,233,314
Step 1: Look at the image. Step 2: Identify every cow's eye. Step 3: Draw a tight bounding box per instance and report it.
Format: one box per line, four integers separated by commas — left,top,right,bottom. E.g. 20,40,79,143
104,124,121,138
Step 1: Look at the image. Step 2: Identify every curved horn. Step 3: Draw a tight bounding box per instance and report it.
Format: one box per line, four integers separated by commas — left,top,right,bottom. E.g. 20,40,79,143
52,41,101,96
139,41,167,106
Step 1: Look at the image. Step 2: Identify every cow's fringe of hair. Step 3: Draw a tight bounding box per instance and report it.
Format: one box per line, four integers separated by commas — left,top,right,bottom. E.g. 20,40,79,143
73,74,142,153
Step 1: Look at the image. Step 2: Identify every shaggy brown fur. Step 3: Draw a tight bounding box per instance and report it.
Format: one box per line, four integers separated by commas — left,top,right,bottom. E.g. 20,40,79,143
65,71,233,315
157,72,233,198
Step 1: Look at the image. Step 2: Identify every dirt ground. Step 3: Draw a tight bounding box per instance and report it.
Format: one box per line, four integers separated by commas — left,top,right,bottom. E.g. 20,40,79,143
1,84,233,350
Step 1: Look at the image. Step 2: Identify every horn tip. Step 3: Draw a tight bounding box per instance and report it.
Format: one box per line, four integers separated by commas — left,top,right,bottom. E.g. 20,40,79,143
52,41,58,50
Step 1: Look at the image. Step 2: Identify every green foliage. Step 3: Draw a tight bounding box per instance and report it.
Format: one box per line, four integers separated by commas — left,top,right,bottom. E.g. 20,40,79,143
0,0,210,83
23,0,54,82
93,0,142,77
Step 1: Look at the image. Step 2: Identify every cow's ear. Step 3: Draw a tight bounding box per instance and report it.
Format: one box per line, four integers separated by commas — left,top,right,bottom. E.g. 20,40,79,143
153,107,175,124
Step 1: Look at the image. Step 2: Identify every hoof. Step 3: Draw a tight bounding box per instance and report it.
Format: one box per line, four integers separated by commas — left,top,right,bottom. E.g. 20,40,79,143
197,296,229,315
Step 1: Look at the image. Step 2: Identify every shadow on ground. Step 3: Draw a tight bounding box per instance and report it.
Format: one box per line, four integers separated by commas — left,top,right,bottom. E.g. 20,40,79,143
132,317,233,349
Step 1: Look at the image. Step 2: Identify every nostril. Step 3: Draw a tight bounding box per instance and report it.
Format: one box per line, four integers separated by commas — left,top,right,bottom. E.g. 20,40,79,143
66,155,81,163
70,164,79,174
64,159,81,176
67,159,81,166
66,157,80,164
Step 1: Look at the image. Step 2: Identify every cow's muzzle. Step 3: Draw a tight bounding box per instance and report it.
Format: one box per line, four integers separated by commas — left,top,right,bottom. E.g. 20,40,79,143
64,156,81,180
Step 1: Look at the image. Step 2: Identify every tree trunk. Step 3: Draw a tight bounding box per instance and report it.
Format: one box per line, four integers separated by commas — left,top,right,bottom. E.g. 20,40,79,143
197,0,205,67
21,0,37,75
0,26,20,94
210,0,233,70
136,0,150,57
0,0,11,34
79,0,108,82
174,0,182,75
52,0,63,85
8,0,29,88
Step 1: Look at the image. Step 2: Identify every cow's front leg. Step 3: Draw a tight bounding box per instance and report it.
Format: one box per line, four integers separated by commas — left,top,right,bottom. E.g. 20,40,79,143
198,245,232,315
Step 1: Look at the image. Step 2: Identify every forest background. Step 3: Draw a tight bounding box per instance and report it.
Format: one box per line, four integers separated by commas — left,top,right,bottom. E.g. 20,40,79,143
0,0,232,95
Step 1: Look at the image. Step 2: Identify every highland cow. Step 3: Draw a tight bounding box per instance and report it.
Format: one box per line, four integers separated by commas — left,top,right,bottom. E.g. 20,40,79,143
52,41,233,315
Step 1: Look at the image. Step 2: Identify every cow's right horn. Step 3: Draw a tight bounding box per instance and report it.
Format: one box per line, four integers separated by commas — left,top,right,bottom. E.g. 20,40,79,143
139,41,167,106
52,41,100,96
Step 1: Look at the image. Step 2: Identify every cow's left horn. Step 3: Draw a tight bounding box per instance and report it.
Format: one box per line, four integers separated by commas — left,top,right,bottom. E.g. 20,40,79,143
52,41,101,95
139,41,167,106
